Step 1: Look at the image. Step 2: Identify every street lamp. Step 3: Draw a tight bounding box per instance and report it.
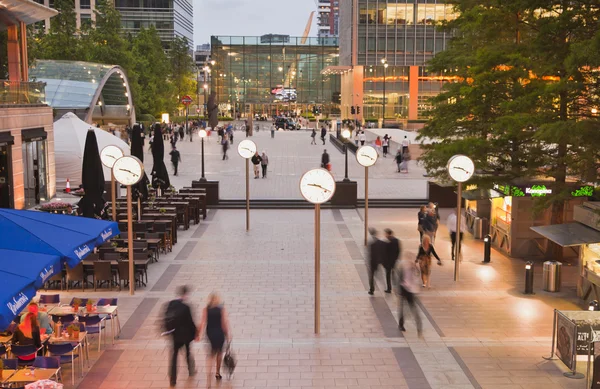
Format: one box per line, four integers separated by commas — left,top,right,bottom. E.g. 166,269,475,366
203,83,208,116
199,129,207,182
341,129,351,182
381,58,388,122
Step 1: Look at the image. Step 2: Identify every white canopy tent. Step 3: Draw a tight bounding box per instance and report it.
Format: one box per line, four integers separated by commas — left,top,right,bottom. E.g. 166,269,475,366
53,112,130,188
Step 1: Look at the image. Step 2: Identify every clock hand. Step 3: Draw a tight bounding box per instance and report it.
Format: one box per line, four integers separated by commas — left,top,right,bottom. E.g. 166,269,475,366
106,154,118,160
242,147,254,152
308,183,331,193
453,166,471,174
360,153,374,161
119,168,139,177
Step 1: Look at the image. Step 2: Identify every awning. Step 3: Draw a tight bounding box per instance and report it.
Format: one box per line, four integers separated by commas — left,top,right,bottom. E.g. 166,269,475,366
0,0,58,27
530,223,600,247
461,188,504,200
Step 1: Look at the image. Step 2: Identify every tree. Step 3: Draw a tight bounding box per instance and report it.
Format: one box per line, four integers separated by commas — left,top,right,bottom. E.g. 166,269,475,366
419,0,600,258
34,0,82,60
168,37,196,108
131,27,173,117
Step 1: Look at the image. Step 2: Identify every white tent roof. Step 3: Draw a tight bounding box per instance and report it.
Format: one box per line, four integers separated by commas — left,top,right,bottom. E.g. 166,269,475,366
54,112,130,188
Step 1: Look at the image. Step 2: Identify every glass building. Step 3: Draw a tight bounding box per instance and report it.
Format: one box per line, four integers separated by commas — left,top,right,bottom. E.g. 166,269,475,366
210,36,340,118
338,0,456,125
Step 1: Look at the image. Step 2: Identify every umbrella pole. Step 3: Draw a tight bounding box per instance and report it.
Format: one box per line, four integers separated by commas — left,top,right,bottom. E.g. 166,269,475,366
127,186,134,295
111,172,116,222
137,198,141,222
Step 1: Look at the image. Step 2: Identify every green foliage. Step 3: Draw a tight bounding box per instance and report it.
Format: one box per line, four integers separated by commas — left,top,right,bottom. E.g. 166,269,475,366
169,37,196,107
35,0,82,60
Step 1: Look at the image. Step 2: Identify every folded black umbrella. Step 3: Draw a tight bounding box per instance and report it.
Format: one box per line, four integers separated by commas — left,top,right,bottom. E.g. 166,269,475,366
131,124,149,200
151,124,171,190
78,130,107,219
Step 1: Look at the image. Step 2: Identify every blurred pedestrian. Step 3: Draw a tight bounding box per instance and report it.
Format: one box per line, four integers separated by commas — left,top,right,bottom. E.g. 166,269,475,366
416,234,441,288
383,228,400,293
422,207,438,243
417,205,427,241
382,135,390,157
170,146,181,176
261,151,269,178
375,136,382,155
401,135,410,154
359,130,366,146
394,149,403,172
396,254,422,335
222,134,229,160
179,124,184,141
164,285,198,388
321,149,330,170
367,228,387,295
251,151,262,179
320,126,327,145
446,209,466,261
198,293,231,387
428,202,440,242
311,128,317,145
271,123,275,138
354,130,359,147
401,149,411,173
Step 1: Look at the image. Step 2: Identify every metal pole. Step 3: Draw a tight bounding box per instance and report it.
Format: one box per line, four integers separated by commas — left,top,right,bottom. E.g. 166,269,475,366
454,182,462,282
110,171,116,221
185,106,189,138
200,136,206,182
364,166,369,246
246,158,250,231
137,198,141,222
315,203,321,334
343,142,349,181
127,186,134,295
382,67,386,121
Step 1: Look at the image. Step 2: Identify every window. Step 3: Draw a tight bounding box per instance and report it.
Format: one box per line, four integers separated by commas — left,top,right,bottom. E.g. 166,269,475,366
385,4,414,25
79,0,91,9
417,4,458,25
80,13,92,27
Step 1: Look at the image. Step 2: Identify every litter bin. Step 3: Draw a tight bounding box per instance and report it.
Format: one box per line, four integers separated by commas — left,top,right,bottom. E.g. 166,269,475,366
543,261,562,292
473,217,483,239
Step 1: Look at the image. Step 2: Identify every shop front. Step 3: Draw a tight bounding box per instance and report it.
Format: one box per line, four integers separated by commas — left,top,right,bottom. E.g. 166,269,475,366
21,128,49,208
531,202,600,301
0,132,14,208
462,186,503,239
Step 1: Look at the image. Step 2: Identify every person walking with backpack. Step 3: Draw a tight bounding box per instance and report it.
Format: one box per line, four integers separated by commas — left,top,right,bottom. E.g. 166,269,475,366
164,285,198,388
198,293,231,387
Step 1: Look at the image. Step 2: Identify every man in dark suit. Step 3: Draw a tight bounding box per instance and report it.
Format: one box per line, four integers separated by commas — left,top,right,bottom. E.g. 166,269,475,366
368,228,387,295
166,285,197,387
384,228,401,293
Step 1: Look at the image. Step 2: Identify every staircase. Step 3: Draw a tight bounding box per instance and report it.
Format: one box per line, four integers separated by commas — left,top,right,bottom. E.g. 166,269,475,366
213,198,427,209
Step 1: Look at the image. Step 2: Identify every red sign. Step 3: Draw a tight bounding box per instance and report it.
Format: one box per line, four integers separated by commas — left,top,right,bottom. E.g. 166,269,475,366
181,95,193,105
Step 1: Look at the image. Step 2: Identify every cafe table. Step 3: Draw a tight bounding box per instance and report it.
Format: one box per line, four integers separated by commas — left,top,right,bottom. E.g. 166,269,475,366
48,306,119,343
0,334,12,344
0,369,17,384
5,368,60,383
47,331,88,380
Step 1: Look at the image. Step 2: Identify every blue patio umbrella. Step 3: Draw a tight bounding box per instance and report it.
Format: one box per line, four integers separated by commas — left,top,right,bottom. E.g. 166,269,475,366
0,209,119,268
0,250,62,330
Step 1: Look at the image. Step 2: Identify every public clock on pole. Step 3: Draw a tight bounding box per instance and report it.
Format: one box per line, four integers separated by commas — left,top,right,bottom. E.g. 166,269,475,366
112,156,144,186
300,168,336,204
356,145,378,167
447,155,475,182
237,139,257,159
100,145,124,169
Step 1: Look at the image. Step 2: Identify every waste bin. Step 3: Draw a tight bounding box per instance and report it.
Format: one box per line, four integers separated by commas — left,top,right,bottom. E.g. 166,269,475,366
473,217,483,239
543,261,562,292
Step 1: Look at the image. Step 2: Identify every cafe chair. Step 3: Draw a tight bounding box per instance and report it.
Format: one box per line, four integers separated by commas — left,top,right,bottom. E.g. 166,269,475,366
39,294,60,305
51,314,75,327
10,344,43,366
117,262,143,290
1,358,18,369
33,356,62,381
0,345,6,357
153,223,172,252
45,271,65,291
146,232,161,261
85,253,99,262
119,231,129,240
47,342,82,385
97,298,121,337
102,252,120,262
78,315,105,352
66,263,89,291
93,261,118,291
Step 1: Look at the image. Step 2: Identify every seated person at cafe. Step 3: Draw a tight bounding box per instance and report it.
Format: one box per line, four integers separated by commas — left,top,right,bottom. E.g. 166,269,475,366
20,303,53,335
13,312,42,361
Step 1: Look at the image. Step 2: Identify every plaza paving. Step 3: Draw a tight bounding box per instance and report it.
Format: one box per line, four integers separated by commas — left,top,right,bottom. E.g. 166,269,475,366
144,124,429,199
46,206,589,389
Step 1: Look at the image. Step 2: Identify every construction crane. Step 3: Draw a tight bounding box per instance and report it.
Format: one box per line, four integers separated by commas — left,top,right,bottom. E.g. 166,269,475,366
283,11,314,88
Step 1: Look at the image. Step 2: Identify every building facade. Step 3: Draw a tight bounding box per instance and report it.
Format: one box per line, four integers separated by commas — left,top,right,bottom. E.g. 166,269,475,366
35,0,96,31
210,36,340,118
338,0,456,125
317,0,340,38
114,0,194,48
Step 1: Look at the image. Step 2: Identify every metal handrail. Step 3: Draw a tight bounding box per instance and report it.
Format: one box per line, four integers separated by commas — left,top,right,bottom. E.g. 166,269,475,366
0,80,46,105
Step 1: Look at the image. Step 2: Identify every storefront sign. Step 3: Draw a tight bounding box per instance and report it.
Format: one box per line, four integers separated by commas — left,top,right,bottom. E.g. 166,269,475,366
592,331,600,389
493,184,525,197
576,324,600,354
525,185,553,196
556,312,576,370
465,184,478,191
572,186,594,197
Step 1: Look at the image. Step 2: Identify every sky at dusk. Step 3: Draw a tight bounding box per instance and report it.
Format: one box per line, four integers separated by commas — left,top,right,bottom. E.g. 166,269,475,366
193,0,318,46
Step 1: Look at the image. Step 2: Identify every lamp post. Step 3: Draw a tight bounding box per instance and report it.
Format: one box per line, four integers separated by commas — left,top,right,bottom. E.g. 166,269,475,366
447,155,475,282
100,145,124,222
381,59,388,122
300,168,336,334
203,84,208,117
199,129,207,182
356,146,378,246
112,156,144,295
341,129,351,182
238,139,257,231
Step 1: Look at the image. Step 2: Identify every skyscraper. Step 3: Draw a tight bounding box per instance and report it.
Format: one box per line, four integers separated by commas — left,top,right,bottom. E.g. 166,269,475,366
317,0,339,38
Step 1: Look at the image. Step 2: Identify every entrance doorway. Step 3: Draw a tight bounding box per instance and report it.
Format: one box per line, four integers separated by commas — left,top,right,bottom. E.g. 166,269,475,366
0,144,11,208
22,138,48,208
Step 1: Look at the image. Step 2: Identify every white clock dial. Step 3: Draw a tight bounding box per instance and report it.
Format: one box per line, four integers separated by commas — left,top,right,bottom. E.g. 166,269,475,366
447,155,475,182
300,168,336,204
237,139,257,159
356,145,378,167
112,156,144,186
100,145,124,169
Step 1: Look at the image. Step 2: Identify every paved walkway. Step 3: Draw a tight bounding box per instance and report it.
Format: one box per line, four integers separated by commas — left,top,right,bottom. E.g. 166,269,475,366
145,126,428,199
45,207,588,389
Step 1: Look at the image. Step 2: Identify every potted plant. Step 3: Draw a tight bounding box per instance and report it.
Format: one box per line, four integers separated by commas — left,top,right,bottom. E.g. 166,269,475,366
72,298,82,312
68,324,79,339
159,208,167,214
111,241,119,248
86,299,94,312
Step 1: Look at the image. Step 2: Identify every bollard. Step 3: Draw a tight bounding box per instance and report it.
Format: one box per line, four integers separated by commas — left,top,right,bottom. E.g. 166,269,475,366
589,300,599,311
524,261,534,294
483,234,491,263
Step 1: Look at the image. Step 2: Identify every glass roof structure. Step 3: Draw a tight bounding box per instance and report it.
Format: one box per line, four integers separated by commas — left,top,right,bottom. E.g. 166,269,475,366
29,60,135,124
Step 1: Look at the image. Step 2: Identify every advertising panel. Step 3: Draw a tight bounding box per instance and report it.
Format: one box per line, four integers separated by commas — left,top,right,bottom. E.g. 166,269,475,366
556,312,576,371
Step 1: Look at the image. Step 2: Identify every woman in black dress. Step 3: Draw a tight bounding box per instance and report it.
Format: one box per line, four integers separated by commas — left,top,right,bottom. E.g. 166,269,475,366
199,293,231,387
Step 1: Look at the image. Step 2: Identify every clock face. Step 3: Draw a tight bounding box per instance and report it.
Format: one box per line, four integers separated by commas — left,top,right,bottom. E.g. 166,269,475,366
112,156,144,186
356,145,378,167
299,168,336,204
447,155,475,182
237,139,257,159
100,145,124,169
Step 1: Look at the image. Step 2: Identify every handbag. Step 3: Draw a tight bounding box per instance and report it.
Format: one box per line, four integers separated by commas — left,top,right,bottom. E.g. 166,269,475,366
223,341,236,378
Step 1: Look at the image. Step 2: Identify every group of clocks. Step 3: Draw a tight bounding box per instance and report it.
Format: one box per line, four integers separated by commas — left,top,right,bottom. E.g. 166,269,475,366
100,145,144,186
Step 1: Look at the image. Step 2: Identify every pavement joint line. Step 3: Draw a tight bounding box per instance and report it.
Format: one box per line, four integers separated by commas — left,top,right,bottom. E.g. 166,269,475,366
191,223,208,239
415,298,446,338
150,264,182,292
448,347,483,389
119,297,159,340
76,349,124,389
392,347,432,389
174,240,197,260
